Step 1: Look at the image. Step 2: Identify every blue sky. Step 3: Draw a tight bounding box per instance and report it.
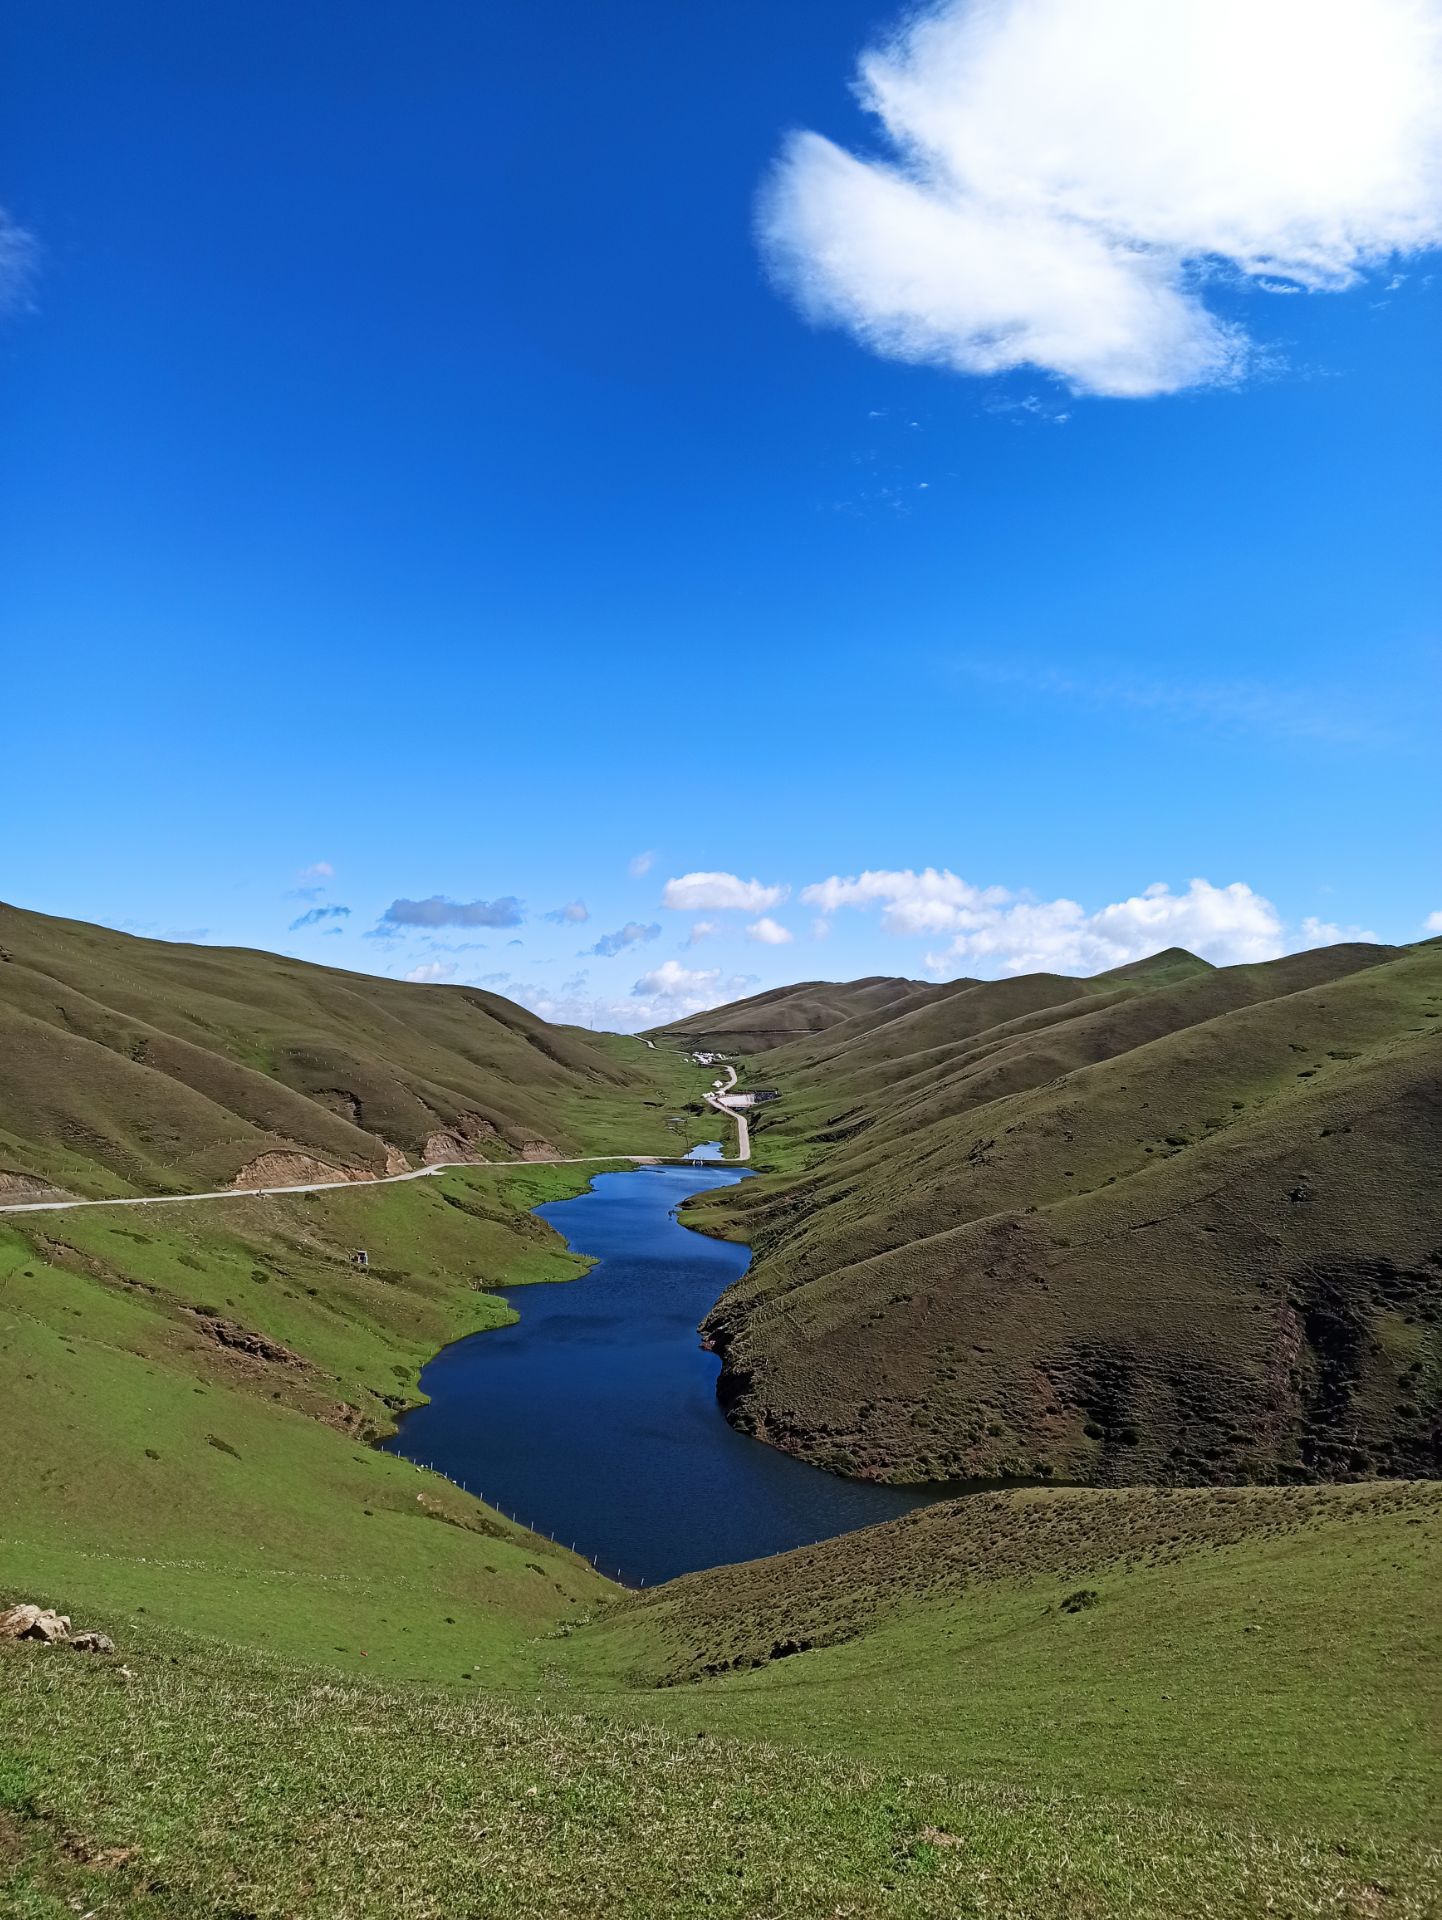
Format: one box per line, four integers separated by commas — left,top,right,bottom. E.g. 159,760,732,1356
4,0,1439,1028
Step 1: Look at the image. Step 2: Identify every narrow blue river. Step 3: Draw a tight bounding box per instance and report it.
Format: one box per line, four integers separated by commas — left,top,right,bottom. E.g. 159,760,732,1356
383,1157,934,1585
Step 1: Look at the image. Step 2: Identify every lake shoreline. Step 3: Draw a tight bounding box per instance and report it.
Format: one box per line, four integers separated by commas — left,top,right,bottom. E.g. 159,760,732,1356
382,1159,941,1585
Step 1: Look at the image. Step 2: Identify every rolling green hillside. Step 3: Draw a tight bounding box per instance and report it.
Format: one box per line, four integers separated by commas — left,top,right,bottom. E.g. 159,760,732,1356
689,939,1442,1485
0,1165,623,1677
3,912,1440,1915
0,900,697,1198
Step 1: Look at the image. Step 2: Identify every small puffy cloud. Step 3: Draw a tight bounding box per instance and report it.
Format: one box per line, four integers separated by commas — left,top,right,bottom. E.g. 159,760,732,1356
544,900,590,924
404,960,455,984
918,878,1285,976
812,918,831,940
585,921,661,959
629,850,656,877
760,0,1442,397
1424,911,1442,934
746,916,794,945
662,871,789,912
686,920,721,946
382,894,523,929
289,904,351,932
1300,915,1379,947
634,958,720,1000
297,861,334,882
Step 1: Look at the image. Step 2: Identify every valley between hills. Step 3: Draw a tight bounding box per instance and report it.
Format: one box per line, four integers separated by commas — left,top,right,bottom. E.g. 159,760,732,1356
1,901,1438,1918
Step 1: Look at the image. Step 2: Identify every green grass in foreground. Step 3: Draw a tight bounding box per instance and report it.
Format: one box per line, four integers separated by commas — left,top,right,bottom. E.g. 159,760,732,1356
5,1630,1437,1920
569,1482,1442,1844
0,1165,622,1679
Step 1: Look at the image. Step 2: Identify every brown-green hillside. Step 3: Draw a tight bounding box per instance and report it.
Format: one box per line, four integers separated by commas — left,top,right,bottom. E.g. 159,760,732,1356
0,900,697,1198
689,938,1442,1486
651,974,938,1052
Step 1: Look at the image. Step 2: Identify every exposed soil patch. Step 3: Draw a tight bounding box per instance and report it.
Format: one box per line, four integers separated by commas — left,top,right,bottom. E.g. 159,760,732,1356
421,1114,499,1165
230,1151,371,1189
185,1307,311,1370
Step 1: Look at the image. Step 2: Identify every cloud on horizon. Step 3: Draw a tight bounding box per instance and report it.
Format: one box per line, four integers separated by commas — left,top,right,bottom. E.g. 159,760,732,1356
919,879,1287,976
381,894,523,929
799,868,1374,975
760,0,1442,397
506,961,758,1033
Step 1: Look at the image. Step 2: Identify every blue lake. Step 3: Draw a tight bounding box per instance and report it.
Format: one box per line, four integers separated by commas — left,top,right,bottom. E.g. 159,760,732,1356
383,1157,935,1585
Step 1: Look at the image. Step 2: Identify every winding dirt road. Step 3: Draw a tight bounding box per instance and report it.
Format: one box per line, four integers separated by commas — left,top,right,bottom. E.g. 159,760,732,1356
0,1073,750,1219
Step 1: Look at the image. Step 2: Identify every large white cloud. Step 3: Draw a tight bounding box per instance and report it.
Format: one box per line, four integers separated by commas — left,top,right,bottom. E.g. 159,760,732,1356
661,871,789,912
760,0,1442,396
801,867,1009,935
807,870,1297,974
922,880,1287,975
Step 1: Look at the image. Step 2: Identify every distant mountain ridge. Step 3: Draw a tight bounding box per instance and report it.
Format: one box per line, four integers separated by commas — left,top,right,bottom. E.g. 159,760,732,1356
683,937,1442,1489
0,901,679,1200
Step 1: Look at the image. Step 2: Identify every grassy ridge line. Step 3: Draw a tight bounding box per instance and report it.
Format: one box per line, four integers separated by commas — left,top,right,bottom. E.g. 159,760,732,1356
5,1628,1439,1920
0,1163,633,1679
0,899,709,1197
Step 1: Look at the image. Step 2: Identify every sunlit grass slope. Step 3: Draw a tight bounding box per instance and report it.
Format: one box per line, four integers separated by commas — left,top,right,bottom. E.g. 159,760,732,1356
0,1166,620,1677
574,1480,1442,1843
4,1483,1438,1919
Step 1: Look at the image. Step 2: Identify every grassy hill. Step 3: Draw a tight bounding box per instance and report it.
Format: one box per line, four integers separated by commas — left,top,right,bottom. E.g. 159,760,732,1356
0,899,698,1199
687,939,1442,1485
